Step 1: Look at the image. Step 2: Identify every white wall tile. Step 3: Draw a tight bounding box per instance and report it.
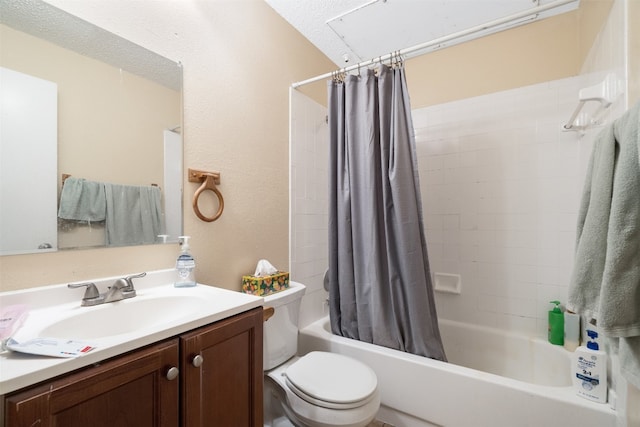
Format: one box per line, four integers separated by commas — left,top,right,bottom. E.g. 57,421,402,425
423,71,625,336
290,90,329,326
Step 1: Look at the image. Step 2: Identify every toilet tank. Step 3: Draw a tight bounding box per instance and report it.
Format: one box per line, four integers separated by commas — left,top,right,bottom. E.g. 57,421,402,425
263,281,306,370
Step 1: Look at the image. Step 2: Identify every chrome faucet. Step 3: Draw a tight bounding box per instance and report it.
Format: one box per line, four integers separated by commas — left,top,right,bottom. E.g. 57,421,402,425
118,272,145,299
103,278,127,303
67,282,102,306
68,272,146,306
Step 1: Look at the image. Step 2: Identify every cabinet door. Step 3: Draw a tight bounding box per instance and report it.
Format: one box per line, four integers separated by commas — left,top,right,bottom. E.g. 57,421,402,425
181,308,263,427
5,339,180,427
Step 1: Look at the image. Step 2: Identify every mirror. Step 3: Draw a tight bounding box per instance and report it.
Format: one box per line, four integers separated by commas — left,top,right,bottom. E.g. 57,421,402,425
0,0,183,255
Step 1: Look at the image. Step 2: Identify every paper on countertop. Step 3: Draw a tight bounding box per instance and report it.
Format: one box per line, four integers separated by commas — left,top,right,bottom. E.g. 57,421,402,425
5,337,97,358
253,259,279,277
0,304,29,341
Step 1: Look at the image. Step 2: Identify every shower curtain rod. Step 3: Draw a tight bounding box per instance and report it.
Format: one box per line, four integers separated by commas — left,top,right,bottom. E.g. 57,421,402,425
292,0,578,88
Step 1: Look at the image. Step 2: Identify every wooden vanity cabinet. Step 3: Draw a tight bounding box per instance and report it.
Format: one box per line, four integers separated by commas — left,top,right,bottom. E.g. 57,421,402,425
181,306,263,427
4,339,180,427
4,307,264,427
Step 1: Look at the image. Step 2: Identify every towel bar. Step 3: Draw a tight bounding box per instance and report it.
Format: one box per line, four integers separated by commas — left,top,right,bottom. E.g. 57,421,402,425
61,173,158,188
188,168,224,222
563,73,619,132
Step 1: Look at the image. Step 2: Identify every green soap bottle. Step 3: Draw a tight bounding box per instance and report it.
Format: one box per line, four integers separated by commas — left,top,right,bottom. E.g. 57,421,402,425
548,300,564,345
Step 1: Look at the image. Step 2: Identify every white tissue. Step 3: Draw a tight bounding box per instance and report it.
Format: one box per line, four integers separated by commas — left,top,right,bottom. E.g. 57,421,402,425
254,259,278,277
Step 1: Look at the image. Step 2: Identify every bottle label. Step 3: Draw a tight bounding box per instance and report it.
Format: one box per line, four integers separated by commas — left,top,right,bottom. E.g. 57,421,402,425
576,354,602,393
576,373,599,386
177,259,195,269
176,259,195,280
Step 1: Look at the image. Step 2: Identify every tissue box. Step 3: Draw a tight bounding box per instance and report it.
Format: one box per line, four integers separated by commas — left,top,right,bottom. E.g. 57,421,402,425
242,272,290,296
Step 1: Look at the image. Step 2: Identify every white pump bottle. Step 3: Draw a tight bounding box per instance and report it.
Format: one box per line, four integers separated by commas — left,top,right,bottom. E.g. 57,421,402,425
572,329,607,403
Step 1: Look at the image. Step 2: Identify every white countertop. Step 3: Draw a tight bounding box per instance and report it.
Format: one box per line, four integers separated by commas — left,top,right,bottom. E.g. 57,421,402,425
0,269,263,395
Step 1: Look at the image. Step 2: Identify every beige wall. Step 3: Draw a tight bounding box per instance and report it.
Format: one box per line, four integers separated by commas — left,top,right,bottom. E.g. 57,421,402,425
0,0,335,291
405,0,613,108
406,11,580,108
0,0,618,292
577,0,616,66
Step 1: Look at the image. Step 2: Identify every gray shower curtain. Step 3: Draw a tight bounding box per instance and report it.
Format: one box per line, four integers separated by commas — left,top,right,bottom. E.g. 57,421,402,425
327,64,446,361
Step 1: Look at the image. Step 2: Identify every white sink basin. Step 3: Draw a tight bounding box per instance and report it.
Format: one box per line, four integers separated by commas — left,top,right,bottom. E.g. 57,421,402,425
14,284,255,344
1,270,264,396
37,294,207,340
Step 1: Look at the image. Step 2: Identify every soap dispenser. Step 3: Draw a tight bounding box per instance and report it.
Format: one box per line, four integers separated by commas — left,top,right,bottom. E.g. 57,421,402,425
548,300,564,345
175,236,196,288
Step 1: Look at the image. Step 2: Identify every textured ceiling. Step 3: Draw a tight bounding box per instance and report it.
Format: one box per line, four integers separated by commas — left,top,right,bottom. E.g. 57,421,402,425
265,0,580,67
0,0,181,90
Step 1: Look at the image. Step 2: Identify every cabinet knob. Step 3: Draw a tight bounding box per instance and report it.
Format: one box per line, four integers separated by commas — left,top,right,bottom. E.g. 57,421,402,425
166,366,179,381
192,354,204,368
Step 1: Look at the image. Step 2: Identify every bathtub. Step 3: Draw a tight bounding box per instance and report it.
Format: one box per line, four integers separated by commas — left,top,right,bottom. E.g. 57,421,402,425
298,317,616,427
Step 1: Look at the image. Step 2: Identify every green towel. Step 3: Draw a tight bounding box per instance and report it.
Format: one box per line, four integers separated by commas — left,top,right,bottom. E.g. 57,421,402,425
568,101,640,388
104,183,164,247
57,177,106,222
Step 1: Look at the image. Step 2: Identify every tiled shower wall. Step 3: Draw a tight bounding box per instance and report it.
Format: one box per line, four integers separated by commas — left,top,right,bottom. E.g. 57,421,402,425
416,77,600,337
290,0,627,335
289,88,330,329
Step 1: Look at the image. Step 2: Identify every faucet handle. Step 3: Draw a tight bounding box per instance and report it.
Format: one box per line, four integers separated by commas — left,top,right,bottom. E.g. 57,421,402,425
124,272,146,287
120,272,146,298
68,282,100,302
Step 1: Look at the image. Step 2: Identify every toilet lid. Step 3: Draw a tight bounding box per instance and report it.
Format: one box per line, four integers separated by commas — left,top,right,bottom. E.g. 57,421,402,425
284,351,377,405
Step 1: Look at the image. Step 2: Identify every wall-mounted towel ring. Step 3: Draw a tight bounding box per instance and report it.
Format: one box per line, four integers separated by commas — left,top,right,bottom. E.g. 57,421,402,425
188,168,224,222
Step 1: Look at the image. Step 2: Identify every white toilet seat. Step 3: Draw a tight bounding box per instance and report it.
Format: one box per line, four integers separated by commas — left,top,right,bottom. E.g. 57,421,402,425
266,352,380,427
284,351,378,409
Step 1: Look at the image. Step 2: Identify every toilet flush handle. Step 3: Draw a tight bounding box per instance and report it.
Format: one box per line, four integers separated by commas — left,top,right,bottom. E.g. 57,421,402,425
263,306,275,322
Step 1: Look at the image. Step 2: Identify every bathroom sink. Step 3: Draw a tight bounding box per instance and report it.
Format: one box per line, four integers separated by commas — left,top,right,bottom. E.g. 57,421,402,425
8,278,262,346
37,294,206,340
0,269,264,396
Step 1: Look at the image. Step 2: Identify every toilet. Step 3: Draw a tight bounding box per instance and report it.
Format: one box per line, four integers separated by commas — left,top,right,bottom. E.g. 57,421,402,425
263,281,380,427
